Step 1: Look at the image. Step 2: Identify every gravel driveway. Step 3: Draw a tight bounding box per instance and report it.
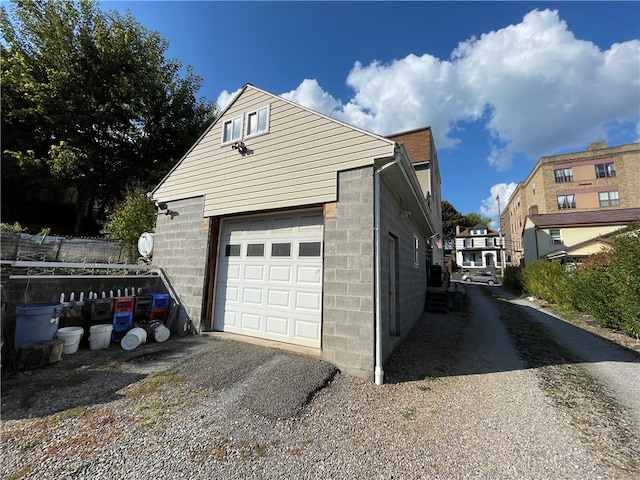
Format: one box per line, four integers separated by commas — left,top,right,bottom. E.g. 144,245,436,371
2,284,639,479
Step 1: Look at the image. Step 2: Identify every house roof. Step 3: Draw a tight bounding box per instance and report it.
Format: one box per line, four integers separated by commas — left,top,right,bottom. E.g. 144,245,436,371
528,208,640,228
457,223,500,237
545,235,613,259
386,127,433,166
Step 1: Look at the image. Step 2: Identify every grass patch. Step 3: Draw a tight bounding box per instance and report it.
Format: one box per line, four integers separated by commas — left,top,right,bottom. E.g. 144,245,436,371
55,405,89,421
125,370,184,399
101,361,122,370
402,407,416,420
5,465,33,480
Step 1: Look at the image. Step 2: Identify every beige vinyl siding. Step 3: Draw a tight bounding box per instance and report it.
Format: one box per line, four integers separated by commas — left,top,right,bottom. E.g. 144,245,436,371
154,86,395,217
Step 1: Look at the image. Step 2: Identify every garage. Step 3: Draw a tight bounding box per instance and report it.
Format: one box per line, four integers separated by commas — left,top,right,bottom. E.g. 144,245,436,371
213,210,324,348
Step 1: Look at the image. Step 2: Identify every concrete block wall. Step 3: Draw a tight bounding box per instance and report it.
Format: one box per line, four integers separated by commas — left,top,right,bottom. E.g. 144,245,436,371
153,196,210,332
379,177,427,360
323,166,375,381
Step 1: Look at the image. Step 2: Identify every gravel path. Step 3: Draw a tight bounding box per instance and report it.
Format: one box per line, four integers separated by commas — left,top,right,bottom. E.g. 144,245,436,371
2,285,638,479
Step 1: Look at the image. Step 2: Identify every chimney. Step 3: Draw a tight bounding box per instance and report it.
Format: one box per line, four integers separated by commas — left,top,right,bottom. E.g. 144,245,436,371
455,225,460,236
587,141,606,151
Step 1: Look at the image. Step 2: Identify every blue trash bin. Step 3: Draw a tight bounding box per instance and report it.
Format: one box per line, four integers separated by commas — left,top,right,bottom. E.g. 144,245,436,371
14,302,63,350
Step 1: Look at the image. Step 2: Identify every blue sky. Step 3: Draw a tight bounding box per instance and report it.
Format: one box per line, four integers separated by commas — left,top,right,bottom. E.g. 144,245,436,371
108,1,640,226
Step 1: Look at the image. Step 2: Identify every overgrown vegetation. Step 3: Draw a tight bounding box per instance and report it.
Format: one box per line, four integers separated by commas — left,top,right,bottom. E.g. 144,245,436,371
101,183,156,254
520,222,640,338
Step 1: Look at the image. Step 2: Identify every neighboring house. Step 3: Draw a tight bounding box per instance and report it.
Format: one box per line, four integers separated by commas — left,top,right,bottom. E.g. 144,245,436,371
150,84,443,383
455,223,505,271
522,208,640,265
503,141,640,266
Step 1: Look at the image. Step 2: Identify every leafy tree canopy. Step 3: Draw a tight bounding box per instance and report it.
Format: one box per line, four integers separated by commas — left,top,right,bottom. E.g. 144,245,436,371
441,200,492,243
1,0,217,235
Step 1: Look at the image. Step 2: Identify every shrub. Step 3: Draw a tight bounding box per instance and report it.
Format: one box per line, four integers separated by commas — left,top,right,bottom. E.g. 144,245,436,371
521,259,570,305
502,266,524,293
101,183,156,257
0,222,27,233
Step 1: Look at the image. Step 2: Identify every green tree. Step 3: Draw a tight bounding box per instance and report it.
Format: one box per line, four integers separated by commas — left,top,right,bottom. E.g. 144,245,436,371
101,183,156,258
1,0,217,235
441,200,493,243
441,200,465,243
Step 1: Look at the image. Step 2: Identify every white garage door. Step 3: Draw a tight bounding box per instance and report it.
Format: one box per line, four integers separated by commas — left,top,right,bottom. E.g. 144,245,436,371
213,210,324,348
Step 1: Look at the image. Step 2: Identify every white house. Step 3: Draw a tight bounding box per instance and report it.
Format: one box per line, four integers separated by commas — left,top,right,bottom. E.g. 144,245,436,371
455,223,505,271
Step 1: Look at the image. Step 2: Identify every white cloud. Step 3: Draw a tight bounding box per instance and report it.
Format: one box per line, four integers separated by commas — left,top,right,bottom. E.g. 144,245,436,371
275,9,639,170
480,183,518,229
281,79,342,116
216,88,242,112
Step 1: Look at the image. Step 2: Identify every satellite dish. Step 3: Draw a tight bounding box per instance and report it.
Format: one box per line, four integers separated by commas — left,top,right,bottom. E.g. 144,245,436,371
137,232,155,258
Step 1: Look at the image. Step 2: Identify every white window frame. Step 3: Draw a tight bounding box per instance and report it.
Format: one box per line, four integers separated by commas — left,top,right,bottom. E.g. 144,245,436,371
599,191,620,207
245,105,270,139
222,115,243,145
549,228,562,245
413,236,419,267
554,168,573,183
557,194,576,210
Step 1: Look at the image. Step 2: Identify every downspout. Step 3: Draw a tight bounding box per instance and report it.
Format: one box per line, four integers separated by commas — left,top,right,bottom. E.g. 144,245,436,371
374,154,401,386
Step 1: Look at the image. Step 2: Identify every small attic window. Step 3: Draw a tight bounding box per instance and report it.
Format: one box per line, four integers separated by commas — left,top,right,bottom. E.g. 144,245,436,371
222,116,243,144
246,105,270,138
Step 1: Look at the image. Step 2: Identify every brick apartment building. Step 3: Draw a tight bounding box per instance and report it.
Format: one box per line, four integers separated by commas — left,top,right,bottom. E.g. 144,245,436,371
502,142,640,265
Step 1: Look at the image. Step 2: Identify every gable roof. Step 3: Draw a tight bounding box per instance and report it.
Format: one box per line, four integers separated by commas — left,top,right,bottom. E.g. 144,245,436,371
545,234,613,259
149,83,435,235
528,208,640,228
457,223,499,237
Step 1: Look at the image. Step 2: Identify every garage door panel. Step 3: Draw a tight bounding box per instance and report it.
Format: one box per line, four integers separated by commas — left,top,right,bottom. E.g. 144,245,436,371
242,287,263,305
267,289,291,308
295,291,321,311
269,265,292,282
241,312,262,331
273,217,294,231
214,210,323,348
224,310,238,327
295,319,320,340
245,265,265,281
219,286,239,303
266,315,289,336
297,266,322,284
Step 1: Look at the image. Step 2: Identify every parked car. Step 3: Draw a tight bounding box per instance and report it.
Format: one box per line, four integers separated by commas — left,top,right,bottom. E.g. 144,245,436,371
462,272,501,286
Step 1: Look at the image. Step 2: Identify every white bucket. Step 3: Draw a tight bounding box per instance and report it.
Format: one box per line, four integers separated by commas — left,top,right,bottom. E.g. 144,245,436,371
121,327,147,351
89,324,113,350
56,326,84,355
150,322,170,343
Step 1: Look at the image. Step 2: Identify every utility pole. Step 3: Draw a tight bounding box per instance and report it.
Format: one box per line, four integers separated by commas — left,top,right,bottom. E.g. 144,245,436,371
496,195,505,277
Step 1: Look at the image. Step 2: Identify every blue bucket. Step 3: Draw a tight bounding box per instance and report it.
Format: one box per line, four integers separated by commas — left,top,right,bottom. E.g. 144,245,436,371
14,302,63,350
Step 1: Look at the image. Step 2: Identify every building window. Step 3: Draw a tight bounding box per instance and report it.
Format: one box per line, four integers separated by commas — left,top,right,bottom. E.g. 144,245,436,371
557,194,576,209
554,168,573,183
223,116,243,144
271,243,291,257
246,106,269,137
247,243,265,257
595,162,616,178
599,191,620,207
413,236,419,267
225,244,241,257
549,228,562,245
299,242,322,257
463,238,473,248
